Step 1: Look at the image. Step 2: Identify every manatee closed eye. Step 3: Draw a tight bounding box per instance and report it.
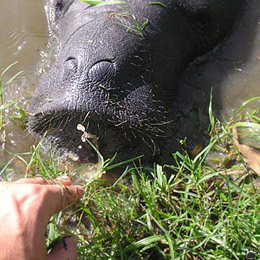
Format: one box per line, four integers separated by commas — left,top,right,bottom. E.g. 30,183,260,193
28,0,245,165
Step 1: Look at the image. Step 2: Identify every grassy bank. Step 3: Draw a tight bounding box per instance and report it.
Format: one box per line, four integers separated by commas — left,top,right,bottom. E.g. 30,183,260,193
72,105,260,259
4,100,259,260
1,65,260,259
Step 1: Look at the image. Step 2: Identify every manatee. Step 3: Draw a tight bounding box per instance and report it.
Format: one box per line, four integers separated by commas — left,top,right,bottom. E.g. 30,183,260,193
28,0,245,165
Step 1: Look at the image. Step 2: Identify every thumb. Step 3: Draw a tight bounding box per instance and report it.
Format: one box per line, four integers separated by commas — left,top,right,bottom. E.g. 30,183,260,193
47,235,78,260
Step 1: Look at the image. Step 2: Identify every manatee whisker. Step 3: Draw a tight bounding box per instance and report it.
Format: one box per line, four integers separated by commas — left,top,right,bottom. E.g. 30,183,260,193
114,120,127,127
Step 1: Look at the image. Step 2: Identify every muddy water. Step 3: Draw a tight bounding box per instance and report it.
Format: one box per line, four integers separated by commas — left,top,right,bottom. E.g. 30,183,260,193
0,0,49,177
0,1,260,177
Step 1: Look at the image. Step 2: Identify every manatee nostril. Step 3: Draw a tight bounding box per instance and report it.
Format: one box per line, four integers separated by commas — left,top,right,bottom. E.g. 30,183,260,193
65,57,78,72
63,57,78,81
87,60,115,83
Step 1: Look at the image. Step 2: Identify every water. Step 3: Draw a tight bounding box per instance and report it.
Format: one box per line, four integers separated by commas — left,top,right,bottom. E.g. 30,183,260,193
0,0,260,177
0,0,49,177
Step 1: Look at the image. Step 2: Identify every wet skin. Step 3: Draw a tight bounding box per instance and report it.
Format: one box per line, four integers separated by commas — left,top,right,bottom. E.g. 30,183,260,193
29,0,245,165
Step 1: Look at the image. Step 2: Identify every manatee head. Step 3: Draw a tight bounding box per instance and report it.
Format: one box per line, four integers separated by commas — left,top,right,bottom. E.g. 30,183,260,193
29,0,244,164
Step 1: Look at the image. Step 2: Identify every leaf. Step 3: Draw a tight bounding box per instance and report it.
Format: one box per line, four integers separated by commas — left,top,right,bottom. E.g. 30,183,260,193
149,2,166,7
233,127,260,174
123,235,166,253
80,0,126,6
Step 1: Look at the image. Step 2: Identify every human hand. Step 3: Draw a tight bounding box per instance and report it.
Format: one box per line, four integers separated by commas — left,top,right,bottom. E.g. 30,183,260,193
0,177,84,260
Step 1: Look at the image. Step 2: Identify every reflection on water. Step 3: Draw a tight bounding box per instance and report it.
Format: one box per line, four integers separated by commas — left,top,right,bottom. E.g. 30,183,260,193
0,0,260,178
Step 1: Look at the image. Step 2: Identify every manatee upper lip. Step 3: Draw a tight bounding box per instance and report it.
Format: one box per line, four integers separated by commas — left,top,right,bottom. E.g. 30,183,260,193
28,103,172,164
29,111,99,164
29,102,171,141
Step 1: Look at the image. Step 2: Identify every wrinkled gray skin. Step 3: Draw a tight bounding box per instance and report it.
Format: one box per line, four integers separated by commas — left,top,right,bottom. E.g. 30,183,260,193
29,0,244,165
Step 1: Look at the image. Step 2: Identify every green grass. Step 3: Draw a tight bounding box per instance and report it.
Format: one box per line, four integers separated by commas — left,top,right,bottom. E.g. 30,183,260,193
0,62,23,126
80,0,126,6
4,104,257,259
43,142,260,259
46,98,260,259
0,62,22,150
115,14,149,39
1,65,260,259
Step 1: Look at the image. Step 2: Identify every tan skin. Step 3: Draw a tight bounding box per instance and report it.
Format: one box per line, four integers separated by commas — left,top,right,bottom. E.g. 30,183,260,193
0,177,84,260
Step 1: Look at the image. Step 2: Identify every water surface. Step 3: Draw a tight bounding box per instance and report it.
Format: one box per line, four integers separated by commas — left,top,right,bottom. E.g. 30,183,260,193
0,0,48,177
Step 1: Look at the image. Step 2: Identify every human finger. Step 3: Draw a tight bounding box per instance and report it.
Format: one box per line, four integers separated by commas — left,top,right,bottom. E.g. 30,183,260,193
14,176,72,186
47,235,78,260
44,184,84,217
